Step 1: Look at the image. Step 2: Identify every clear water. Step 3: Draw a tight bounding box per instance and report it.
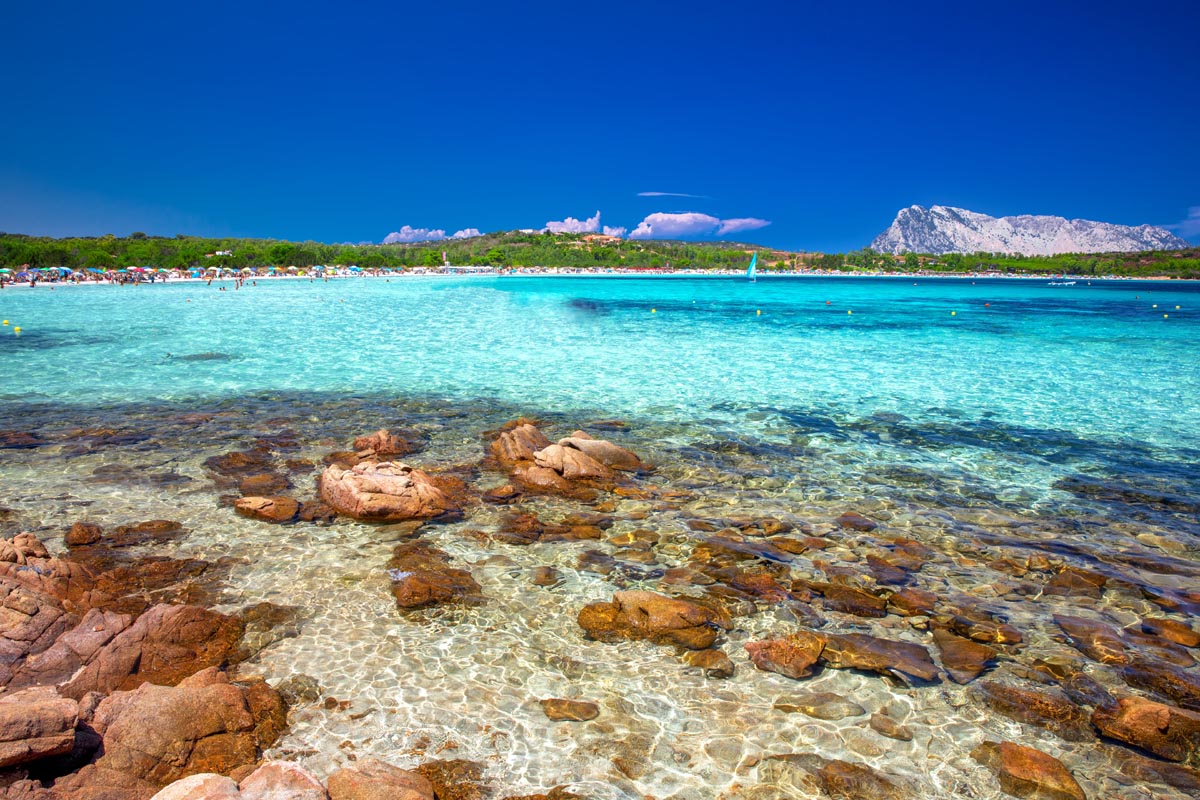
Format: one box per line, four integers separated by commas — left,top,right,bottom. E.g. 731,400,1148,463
2,276,1199,799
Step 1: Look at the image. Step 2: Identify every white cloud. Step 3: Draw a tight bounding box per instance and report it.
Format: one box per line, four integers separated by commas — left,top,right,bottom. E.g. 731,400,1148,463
628,212,771,240
451,228,482,239
1167,206,1200,239
716,217,772,235
544,210,601,234
383,226,446,244
602,225,627,238
637,191,706,198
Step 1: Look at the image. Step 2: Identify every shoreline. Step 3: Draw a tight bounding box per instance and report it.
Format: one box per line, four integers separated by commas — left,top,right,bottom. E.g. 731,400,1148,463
1,269,1194,289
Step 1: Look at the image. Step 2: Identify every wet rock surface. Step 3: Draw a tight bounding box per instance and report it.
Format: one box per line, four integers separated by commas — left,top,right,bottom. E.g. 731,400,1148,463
971,741,1086,800
577,590,731,650
319,462,462,522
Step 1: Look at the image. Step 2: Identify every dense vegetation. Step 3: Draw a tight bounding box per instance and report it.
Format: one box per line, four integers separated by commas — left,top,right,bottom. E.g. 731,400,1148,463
1,231,1197,278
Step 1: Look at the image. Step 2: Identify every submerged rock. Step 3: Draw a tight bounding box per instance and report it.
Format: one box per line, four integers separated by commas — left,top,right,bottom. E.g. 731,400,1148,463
682,648,735,678
774,691,866,721
1055,614,1130,665
932,629,996,684
1142,618,1200,648
539,699,599,721
352,429,420,458
319,462,462,522
971,741,1085,800
759,754,910,800
1123,657,1200,711
869,712,914,741
973,682,1095,742
233,496,300,524
1092,695,1200,764
577,590,731,650
820,633,939,683
413,759,490,800
388,543,483,610
745,632,825,679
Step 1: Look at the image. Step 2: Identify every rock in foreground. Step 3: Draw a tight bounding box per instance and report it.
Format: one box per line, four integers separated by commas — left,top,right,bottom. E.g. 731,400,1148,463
319,462,461,522
578,591,731,650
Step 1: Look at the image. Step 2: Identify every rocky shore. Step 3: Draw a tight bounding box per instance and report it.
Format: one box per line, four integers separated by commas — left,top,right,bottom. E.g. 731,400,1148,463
2,400,1199,799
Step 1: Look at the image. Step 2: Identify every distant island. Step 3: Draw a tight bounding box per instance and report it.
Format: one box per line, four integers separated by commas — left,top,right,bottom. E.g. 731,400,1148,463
2,229,1198,279
871,205,1190,256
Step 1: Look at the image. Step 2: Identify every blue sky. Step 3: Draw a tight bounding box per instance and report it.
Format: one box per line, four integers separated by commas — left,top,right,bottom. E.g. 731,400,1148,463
2,0,1197,251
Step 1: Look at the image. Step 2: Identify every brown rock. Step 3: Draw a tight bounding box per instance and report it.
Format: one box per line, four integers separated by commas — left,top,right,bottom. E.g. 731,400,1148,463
577,591,731,650
932,629,996,684
1044,568,1106,599
971,741,1085,800
774,691,866,720
0,687,78,768
9,608,131,690
744,632,825,679
1115,750,1200,794
1092,695,1200,764
87,668,283,789
820,633,939,682
816,584,888,618
318,462,461,522
328,756,434,800
66,522,104,547
490,423,551,467
233,496,300,524
945,612,1023,645
836,512,878,532
388,543,483,610
869,713,913,741
539,699,599,721
353,429,419,458
888,587,938,617
682,648,735,678
238,761,327,800
296,501,338,524
203,450,274,478
533,444,612,481
1123,658,1200,711
1054,614,1129,665
59,604,244,699
530,566,560,587
236,473,291,497
1142,618,1200,648
555,432,642,471
0,431,45,449
760,754,909,800
413,759,490,800
973,682,1095,742
482,484,521,504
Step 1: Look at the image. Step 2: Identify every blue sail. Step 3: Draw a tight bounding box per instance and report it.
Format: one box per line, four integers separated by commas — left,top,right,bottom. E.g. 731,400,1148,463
747,252,757,281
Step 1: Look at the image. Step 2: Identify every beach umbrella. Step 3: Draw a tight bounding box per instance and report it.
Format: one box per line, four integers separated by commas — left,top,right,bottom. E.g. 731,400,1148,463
0,268,10,273
117,269,128,273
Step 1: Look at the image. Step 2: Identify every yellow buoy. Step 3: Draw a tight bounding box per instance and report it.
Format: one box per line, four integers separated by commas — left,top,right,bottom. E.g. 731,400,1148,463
1153,304,1158,308
2,320,7,325
1164,314,1169,319
756,309,761,315
951,311,956,316
13,327,20,333
1176,306,1181,310
847,310,853,315
651,308,656,313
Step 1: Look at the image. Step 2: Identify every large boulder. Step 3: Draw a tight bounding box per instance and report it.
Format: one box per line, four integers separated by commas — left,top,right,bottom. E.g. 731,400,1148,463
59,605,244,699
577,591,731,650
9,608,131,690
0,580,76,687
971,741,1085,800
327,757,434,800
490,423,642,498
85,667,285,789
318,463,461,522
0,686,79,768
149,762,327,800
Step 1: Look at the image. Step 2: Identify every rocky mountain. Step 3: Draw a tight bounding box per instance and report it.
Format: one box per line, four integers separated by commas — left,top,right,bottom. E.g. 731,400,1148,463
871,205,1190,255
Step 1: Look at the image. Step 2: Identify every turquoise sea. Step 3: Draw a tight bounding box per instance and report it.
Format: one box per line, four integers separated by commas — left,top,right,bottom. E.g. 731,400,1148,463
3,275,1200,799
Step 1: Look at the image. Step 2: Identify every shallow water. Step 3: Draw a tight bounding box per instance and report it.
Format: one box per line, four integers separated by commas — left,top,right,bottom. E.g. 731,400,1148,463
2,277,1199,798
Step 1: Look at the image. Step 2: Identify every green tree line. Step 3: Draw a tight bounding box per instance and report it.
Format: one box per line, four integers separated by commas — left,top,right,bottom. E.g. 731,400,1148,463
1,231,1196,278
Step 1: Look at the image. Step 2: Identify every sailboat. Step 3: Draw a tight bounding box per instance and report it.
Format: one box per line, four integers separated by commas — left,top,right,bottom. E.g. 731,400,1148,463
747,252,757,282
